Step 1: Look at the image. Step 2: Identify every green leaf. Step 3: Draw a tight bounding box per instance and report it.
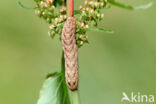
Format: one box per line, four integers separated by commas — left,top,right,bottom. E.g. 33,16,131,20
58,23,64,29
17,1,37,10
46,72,60,78
89,28,114,34
37,72,70,104
34,0,40,2
74,10,81,15
103,4,111,9
54,0,66,7
133,2,153,10
108,0,152,10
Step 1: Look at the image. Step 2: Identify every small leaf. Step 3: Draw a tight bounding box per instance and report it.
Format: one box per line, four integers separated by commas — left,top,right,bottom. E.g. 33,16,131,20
46,72,60,78
54,0,66,7
34,0,40,2
74,10,81,15
103,4,111,9
17,1,37,10
108,0,152,10
37,72,71,104
58,23,64,29
89,28,114,34
133,2,153,10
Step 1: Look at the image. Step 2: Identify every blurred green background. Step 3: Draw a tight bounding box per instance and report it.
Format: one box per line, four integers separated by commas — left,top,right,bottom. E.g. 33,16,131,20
0,0,155,104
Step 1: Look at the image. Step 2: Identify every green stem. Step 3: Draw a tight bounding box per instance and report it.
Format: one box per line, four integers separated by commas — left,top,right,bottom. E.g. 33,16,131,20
62,51,80,104
70,91,81,104
61,51,71,104
61,51,65,74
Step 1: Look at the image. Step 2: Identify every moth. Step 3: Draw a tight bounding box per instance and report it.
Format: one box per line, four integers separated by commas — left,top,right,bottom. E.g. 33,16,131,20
61,17,79,91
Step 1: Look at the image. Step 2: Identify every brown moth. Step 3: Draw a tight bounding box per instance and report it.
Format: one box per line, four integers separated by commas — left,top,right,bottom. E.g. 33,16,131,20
61,17,79,91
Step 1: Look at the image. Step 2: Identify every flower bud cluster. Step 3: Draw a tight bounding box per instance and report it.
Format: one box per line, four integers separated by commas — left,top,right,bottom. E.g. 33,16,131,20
35,0,67,39
75,0,106,47
34,0,107,47
48,14,67,38
76,21,89,47
79,0,105,26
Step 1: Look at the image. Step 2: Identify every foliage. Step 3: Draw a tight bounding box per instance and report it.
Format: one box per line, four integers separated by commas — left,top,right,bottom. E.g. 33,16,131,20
108,0,153,10
38,53,71,104
18,0,152,104
18,0,152,47
37,72,69,104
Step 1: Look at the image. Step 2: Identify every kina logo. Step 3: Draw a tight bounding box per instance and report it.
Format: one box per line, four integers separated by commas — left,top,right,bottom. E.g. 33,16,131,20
121,92,154,103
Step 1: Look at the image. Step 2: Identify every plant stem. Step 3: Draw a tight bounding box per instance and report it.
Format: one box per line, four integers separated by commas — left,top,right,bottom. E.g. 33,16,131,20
61,51,71,104
70,90,81,104
62,51,80,104
67,0,74,17
66,0,81,104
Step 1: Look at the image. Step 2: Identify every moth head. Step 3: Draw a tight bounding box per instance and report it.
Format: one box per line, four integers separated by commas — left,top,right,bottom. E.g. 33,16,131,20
65,71,79,91
66,79,78,91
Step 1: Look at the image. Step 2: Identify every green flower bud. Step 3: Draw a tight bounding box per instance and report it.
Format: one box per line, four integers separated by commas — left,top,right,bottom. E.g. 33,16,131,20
47,17,51,23
35,9,41,17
